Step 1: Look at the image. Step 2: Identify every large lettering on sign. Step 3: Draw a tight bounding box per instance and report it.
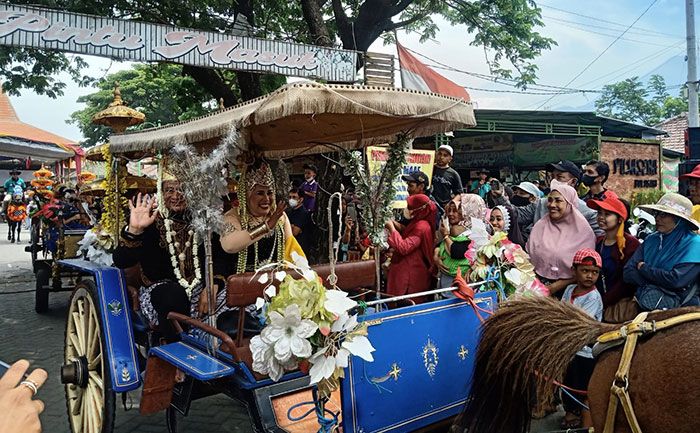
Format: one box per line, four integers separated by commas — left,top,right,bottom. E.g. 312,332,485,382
366,146,435,209
0,3,357,82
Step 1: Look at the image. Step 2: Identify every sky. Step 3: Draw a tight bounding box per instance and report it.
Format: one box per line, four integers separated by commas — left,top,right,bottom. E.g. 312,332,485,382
4,0,692,143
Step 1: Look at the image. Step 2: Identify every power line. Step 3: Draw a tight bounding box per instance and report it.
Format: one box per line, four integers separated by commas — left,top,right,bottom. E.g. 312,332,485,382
534,0,660,110
538,2,683,39
403,46,602,94
548,17,680,47
543,15,682,40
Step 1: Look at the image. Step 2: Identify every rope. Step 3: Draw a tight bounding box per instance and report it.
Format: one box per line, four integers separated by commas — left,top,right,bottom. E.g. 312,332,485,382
326,192,343,288
561,386,591,411
286,388,339,433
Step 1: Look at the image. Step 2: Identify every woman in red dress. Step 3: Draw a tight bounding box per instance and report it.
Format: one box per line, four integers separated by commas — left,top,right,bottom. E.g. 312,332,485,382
385,194,436,304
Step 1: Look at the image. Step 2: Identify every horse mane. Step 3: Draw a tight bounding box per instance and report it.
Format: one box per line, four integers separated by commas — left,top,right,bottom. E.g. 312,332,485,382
452,295,618,433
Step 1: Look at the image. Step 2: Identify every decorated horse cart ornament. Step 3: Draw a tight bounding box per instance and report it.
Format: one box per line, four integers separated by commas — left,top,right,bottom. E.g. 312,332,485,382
250,251,376,398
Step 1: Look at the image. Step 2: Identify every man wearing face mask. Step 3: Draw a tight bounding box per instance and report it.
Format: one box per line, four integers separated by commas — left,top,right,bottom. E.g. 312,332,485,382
581,160,610,201
285,188,314,260
510,181,540,207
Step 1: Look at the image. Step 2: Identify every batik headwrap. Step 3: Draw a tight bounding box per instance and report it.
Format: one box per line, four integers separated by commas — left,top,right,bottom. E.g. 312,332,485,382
238,160,275,230
452,193,487,228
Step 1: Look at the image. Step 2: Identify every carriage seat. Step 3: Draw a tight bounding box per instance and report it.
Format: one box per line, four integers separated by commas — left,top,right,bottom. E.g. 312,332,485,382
222,260,377,377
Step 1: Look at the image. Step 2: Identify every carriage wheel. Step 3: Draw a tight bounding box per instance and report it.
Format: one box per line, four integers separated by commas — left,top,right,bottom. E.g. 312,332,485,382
62,280,116,433
166,406,179,433
34,266,50,314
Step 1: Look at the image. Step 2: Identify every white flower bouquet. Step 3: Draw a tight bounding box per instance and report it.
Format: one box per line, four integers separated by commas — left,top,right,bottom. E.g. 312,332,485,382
250,252,375,397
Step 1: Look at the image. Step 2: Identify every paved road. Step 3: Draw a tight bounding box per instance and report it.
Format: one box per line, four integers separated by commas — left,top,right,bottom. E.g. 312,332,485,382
0,237,562,433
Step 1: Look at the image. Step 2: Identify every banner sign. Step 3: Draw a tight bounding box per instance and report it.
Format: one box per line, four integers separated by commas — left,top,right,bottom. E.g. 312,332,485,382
514,136,596,167
0,3,358,82
366,146,435,209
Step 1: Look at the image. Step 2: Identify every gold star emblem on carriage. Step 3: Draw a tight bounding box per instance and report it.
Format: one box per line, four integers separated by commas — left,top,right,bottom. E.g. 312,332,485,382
458,345,469,361
389,363,401,381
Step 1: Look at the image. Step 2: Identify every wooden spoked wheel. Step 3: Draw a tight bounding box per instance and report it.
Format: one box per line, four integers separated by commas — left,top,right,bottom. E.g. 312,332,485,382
63,280,116,433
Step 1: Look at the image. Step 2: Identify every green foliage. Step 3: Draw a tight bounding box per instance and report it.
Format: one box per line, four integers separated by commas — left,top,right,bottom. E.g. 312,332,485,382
3,0,555,97
595,75,687,126
0,46,93,97
341,135,409,249
630,188,665,214
68,64,215,146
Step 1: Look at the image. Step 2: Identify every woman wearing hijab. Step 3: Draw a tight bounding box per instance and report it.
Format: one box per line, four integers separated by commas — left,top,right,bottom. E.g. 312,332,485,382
385,194,436,304
586,193,640,309
489,204,526,248
526,180,596,294
624,193,700,311
434,194,488,292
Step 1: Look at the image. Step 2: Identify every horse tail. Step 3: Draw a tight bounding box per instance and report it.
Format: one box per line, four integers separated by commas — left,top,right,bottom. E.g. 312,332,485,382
452,295,618,433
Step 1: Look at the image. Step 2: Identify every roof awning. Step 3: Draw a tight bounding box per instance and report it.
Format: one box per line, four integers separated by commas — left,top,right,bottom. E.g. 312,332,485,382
109,82,475,158
0,137,73,162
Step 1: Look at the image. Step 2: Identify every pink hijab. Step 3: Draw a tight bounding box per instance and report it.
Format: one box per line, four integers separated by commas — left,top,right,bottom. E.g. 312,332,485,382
526,180,595,280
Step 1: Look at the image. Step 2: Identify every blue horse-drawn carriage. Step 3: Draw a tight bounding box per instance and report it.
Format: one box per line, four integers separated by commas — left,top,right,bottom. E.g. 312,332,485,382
59,83,490,433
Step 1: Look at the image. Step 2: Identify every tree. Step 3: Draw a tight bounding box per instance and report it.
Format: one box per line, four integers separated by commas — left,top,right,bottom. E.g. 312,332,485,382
68,63,284,146
2,0,554,103
595,75,687,126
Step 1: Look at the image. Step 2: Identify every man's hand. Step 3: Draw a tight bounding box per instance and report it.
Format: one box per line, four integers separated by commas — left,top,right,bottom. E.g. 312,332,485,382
0,360,47,433
127,193,157,235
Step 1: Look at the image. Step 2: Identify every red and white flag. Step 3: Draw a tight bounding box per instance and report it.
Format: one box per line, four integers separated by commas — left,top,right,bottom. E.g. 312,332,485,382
397,43,470,101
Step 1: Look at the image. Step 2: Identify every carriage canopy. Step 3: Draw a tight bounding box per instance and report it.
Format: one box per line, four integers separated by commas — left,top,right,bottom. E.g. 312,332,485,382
108,82,476,158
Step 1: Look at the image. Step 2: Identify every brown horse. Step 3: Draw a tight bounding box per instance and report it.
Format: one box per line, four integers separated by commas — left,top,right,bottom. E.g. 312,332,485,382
451,296,700,433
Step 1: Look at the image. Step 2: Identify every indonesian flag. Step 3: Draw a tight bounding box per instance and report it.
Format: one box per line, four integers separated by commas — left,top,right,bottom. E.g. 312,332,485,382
397,43,470,101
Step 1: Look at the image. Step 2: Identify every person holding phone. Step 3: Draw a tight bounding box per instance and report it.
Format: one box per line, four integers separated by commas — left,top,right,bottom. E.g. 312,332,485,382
0,359,46,433
470,168,491,199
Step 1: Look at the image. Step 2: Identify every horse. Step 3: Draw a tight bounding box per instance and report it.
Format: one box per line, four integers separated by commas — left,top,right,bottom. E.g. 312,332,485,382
451,296,700,433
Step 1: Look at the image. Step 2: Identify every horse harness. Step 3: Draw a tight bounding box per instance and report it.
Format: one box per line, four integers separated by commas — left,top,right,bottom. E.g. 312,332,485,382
593,311,700,433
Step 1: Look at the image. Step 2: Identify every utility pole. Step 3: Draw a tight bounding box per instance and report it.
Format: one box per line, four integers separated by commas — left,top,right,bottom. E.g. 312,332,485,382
687,0,699,127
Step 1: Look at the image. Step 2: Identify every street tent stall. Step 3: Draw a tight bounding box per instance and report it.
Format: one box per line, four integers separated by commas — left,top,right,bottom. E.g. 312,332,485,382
108,82,475,157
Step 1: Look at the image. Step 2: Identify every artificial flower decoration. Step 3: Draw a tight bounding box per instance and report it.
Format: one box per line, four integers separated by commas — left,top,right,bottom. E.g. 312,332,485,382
463,220,548,299
249,258,376,397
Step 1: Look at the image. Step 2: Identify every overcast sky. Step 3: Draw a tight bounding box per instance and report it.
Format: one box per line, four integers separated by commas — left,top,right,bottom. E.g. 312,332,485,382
5,0,691,143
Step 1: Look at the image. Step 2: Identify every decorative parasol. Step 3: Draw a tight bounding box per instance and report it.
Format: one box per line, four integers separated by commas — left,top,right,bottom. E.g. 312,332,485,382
92,82,145,134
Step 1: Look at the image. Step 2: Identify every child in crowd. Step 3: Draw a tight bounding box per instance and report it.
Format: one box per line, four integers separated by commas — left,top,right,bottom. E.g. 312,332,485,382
7,194,27,243
300,164,319,212
560,248,603,429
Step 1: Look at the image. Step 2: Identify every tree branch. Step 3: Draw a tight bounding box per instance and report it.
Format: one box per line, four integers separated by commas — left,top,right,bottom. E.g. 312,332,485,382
300,0,333,46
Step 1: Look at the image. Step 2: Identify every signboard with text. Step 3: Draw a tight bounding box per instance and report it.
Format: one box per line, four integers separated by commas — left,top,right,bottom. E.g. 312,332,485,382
366,146,435,209
0,2,357,82
513,136,596,167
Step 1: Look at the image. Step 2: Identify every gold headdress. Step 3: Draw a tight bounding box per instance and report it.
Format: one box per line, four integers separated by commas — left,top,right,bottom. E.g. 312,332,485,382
244,161,274,192
238,159,276,230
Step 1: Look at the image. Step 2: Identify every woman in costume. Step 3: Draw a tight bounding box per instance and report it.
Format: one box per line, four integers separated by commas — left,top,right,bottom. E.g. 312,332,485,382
219,158,301,271
113,173,201,341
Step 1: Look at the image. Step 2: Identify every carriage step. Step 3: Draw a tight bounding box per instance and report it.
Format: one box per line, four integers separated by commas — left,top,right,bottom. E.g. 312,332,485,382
149,341,236,381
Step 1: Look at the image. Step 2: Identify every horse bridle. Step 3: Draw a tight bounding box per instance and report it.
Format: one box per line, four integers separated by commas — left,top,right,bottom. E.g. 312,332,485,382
597,311,700,433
